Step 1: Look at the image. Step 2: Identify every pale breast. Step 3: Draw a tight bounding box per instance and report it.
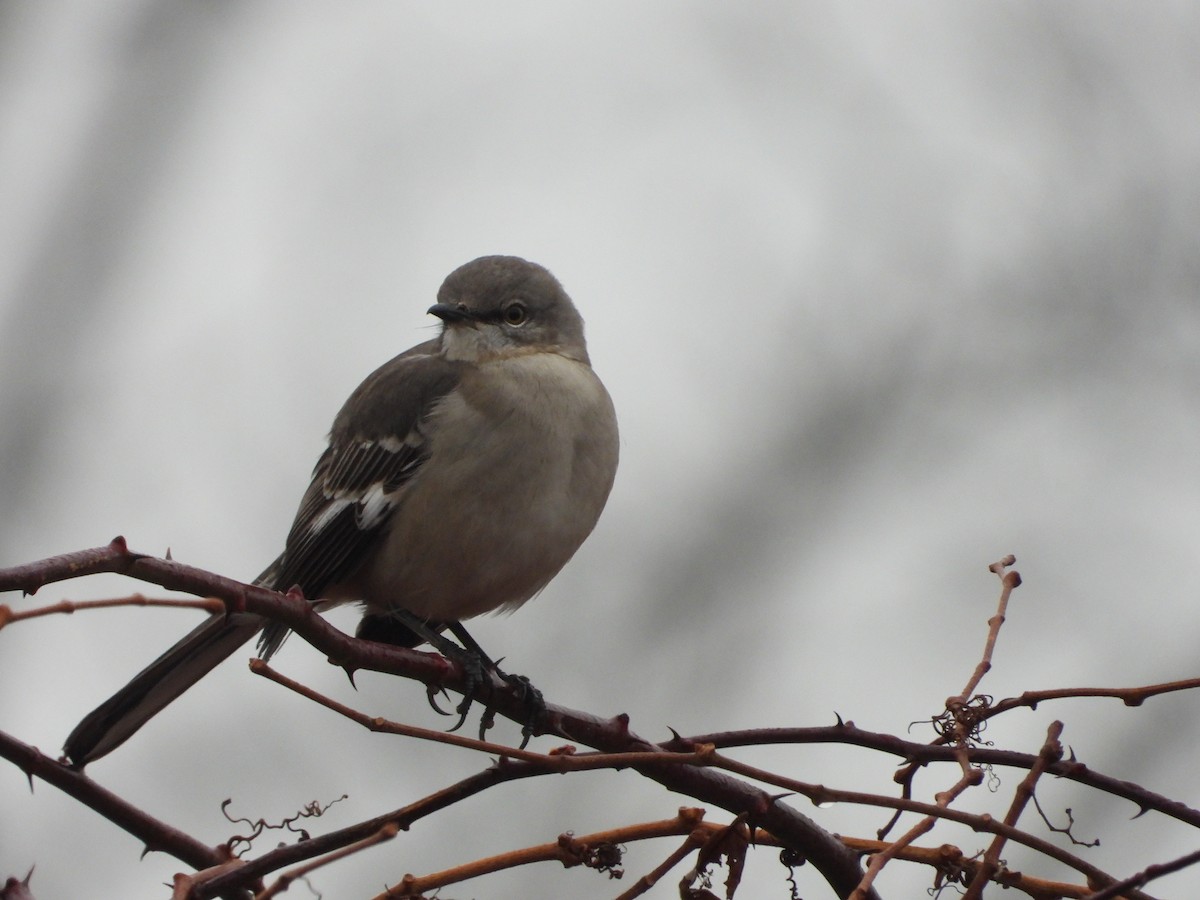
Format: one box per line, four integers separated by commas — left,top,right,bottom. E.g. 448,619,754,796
342,350,618,621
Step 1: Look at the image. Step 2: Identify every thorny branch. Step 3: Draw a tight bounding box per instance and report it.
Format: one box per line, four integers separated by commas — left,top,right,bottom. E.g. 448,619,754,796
1,540,875,900
1081,846,1200,900
3,543,1200,898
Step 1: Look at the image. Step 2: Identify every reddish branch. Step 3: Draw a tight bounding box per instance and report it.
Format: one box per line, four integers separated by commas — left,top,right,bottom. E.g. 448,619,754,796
670,721,1200,832
676,742,1142,895
0,540,877,900
1082,846,1200,900
0,730,226,872
4,543,1196,898
247,667,1161,898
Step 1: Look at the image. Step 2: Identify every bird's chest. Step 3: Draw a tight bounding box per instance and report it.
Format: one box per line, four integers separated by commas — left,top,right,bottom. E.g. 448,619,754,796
428,353,599,516
355,352,614,619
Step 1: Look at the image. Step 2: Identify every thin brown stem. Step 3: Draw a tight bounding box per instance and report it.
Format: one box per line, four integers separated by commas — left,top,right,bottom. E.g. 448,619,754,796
254,823,399,900
704,748,1146,898
962,721,1064,899
1082,846,1200,900
950,554,1021,719
612,829,709,900
670,723,1200,831
849,744,983,900
0,594,224,630
253,659,714,772
0,729,227,872
375,810,708,899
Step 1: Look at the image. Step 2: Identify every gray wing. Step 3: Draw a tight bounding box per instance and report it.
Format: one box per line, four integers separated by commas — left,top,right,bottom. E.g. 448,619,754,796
64,340,463,763
257,343,462,654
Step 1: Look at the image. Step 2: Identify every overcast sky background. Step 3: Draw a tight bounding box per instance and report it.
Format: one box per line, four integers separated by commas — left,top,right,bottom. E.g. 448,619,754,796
2,3,1199,898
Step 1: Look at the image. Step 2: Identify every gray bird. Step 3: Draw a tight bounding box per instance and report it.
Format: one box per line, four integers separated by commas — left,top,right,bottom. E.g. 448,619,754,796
64,255,619,765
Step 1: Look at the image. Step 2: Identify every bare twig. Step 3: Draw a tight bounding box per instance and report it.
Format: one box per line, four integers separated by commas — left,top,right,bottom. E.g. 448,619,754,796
698,745,1148,897
8,544,1192,898
848,744,982,899
984,678,1200,718
194,761,555,898
948,554,1021,729
1031,793,1099,847
255,823,399,900
669,723,1200,831
962,721,1064,899
840,838,1105,898
0,729,225,871
252,660,732,771
0,594,223,630
1082,846,1200,900
376,809,708,898
1,542,878,900
0,538,146,594
613,827,709,900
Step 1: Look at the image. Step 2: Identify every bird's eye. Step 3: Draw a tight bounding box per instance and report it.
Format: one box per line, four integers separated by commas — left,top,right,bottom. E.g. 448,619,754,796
502,302,528,326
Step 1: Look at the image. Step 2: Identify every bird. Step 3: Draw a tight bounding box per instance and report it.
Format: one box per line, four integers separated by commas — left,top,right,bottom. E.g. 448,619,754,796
64,255,619,765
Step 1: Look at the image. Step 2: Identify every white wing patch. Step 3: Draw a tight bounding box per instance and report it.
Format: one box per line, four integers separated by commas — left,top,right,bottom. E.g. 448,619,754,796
309,497,353,534
300,439,415,545
355,481,397,530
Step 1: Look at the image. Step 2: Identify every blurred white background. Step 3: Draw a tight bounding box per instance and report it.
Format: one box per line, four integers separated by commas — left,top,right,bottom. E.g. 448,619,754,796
2,2,1199,897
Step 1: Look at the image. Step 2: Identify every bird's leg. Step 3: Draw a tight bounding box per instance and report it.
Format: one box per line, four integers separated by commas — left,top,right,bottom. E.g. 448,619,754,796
448,623,546,748
355,610,490,732
355,611,543,743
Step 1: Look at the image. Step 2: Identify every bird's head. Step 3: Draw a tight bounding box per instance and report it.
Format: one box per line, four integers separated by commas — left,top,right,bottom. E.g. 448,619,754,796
430,256,589,364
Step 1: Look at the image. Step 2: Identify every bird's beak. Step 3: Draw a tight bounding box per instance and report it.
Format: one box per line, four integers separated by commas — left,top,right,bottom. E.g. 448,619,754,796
428,302,477,323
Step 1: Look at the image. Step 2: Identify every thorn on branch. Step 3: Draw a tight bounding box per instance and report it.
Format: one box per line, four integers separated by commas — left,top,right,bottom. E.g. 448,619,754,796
1,865,36,900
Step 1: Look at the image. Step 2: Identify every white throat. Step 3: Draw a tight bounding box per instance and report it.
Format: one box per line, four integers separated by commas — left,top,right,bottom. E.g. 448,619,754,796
440,324,512,362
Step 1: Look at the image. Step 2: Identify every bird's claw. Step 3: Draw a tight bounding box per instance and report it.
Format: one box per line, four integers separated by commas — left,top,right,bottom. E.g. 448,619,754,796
476,705,497,740
492,667,546,749
402,618,544,744
425,683,454,717
434,642,488,734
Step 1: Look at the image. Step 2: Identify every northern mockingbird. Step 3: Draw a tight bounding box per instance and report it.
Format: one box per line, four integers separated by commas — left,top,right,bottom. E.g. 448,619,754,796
64,255,619,765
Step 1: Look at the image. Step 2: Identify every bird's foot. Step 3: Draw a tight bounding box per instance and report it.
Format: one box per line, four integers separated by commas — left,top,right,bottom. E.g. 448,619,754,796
490,666,546,749
447,624,545,746
356,611,481,728
357,612,543,743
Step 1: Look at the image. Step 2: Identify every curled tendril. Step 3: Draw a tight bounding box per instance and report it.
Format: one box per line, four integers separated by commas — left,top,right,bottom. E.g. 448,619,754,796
925,694,995,746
